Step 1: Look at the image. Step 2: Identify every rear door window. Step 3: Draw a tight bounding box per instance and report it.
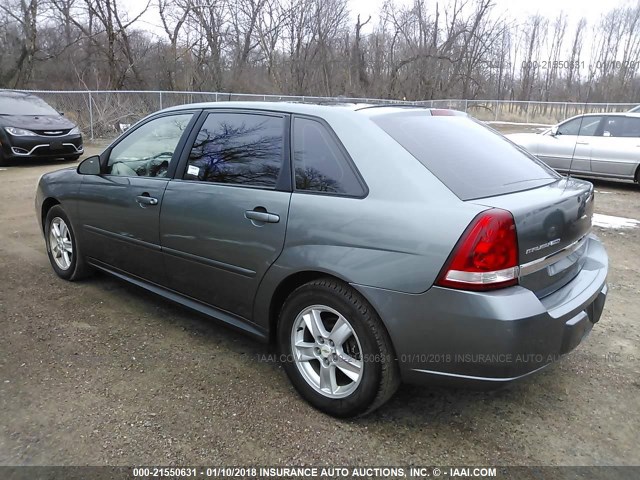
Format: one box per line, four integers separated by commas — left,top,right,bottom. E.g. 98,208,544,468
602,116,640,137
292,117,365,196
372,112,558,200
623,117,640,137
184,112,285,188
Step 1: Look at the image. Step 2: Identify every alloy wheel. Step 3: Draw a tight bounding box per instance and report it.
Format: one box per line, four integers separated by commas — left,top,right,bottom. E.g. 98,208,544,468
49,217,73,270
290,305,364,399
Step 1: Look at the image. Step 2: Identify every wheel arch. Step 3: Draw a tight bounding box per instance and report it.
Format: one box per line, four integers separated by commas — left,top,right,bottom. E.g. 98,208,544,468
266,270,393,350
41,197,61,232
268,271,337,343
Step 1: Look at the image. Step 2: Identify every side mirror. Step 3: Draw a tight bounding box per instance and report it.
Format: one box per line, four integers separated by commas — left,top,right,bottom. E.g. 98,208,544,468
77,155,102,175
550,125,559,136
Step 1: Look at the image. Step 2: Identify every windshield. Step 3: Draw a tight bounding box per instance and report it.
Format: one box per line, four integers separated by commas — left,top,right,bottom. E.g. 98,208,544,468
0,94,59,116
372,112,559,200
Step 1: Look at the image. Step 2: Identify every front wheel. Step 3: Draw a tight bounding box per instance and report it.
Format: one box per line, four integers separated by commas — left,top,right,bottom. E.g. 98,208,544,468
45,205,92,280
278,278,400,417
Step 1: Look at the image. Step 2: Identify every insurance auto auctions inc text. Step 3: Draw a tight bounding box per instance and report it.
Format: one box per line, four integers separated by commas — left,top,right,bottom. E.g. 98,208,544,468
258,466,497,477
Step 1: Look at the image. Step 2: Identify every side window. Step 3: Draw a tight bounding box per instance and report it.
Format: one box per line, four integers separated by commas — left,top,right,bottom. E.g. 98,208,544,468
557,116,602,136
601,117,626,137
293,117,365,196
107,114,193,177
184,112,284,188
624,117,640,137
600,116,640,137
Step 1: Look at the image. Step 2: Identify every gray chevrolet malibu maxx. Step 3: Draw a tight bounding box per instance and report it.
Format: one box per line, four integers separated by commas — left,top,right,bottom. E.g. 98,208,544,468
36,102,608,417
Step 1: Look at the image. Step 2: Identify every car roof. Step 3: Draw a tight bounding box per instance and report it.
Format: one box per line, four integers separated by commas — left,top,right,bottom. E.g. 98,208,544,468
579,111,640,118
0,90,42,100
159,101,436,117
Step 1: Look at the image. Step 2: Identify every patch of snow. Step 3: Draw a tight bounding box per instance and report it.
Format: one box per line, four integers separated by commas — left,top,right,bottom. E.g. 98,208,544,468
593,213,640,229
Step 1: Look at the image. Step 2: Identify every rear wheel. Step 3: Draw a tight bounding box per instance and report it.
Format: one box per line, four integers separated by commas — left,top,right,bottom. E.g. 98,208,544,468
45,205,92,280
278,278,399,417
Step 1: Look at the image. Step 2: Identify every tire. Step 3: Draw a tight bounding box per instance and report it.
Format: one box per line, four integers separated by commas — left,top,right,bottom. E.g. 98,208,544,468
0,150,7,167
278,278,400,417
44,205,92,281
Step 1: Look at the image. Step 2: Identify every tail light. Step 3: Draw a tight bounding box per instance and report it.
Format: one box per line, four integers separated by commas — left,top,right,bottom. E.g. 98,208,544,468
436,209,519,291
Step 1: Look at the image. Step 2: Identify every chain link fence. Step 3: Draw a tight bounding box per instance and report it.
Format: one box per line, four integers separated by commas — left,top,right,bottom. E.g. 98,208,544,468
3,89,637,140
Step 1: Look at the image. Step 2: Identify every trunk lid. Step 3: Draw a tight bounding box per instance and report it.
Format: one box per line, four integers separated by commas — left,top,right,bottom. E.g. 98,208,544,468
470,177,594,298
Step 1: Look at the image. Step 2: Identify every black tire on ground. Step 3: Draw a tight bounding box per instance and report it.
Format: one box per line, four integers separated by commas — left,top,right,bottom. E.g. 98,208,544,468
278,278,400,418
0,150,7,167
44,205,93,281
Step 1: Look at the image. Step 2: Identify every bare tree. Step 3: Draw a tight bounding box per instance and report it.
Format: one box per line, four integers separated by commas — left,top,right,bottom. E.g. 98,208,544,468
1,0,640,105
0,0,40,86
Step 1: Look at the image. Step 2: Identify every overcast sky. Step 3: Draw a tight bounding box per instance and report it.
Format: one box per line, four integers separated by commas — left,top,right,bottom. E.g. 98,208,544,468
133,0,625,39
348,0,615,28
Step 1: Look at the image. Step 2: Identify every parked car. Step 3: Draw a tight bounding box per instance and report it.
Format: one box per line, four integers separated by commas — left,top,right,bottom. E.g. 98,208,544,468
35,103,608,417
0,91,83,166
507,112,640,183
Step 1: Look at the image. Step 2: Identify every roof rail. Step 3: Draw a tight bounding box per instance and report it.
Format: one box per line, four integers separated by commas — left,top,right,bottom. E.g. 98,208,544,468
353,103,429,111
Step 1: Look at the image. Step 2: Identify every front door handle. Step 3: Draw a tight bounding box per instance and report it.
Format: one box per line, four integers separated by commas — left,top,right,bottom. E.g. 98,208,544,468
576,141,590,145
245,209,280,223
136,195,158,206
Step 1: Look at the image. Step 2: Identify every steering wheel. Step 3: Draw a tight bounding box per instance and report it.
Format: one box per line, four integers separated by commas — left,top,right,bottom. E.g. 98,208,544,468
151,152,173,160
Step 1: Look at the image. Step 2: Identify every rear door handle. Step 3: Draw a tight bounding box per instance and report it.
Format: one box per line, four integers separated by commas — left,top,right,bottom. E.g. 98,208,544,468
245,209,280,223
135,195,158,206
576,141,590,145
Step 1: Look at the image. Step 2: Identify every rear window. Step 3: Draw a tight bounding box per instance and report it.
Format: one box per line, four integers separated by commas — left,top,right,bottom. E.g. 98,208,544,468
372,112,559,200
0,94,59,116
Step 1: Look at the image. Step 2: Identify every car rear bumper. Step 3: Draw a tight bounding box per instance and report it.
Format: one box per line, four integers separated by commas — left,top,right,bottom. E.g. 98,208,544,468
354,234,608,386
2,134,83,159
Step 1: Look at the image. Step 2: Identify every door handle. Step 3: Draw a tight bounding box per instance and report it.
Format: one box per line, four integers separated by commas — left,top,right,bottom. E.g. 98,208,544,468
576,141,590,145
135,194,158,206
245,209,280,223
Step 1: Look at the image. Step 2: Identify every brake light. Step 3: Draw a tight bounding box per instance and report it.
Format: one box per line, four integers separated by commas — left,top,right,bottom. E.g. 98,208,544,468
436,209,519,291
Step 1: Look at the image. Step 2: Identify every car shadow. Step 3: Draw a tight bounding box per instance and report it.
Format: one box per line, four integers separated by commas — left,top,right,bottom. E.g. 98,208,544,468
2,157,80,168
84,271,570,431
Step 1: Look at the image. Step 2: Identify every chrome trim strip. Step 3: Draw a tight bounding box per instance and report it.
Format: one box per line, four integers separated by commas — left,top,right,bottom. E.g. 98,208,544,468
36,131,74,137
519,234,589,277
412,363,552,382
11,143,83,156
64,143,83,152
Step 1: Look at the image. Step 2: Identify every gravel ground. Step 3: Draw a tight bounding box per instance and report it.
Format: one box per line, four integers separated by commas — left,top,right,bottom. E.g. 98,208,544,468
0,141,639,467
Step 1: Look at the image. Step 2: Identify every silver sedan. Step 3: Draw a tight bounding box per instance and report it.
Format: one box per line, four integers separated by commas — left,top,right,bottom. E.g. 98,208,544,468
507,112,640,183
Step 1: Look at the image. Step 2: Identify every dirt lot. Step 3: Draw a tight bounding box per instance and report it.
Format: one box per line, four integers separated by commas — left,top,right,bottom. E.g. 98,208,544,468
0,141,639,468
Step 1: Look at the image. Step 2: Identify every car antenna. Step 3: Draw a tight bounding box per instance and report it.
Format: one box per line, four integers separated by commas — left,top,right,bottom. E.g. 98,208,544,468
566,77,594,182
